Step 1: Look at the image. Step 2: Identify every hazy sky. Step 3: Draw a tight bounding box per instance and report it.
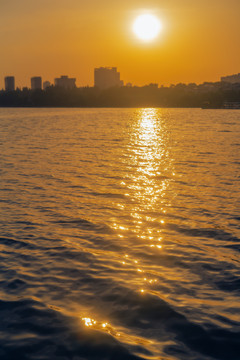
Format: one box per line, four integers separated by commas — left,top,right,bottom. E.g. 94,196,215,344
1,0,240,87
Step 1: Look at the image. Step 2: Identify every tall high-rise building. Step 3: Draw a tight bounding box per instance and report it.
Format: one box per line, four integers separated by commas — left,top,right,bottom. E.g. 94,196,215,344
94,67,123,89
54,76,76,89
4,76,15,91
31,77,42,90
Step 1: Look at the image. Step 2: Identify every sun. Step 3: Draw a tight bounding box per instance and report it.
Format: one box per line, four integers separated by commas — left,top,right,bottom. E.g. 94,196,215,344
133,14,162,41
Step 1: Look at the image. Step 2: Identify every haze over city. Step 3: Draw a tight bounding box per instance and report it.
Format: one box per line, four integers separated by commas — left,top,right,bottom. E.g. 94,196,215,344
1,0,240,88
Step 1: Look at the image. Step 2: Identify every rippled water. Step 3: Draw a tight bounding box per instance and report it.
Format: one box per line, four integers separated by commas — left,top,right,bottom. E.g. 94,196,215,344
0,108,240,360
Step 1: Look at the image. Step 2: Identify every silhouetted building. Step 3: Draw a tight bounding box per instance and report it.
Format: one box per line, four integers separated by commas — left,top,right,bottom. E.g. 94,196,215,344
221,73,240,84
43,81,51,90
54,76,76,89
4,76,15,91
94,67,123,89
31,77,42,90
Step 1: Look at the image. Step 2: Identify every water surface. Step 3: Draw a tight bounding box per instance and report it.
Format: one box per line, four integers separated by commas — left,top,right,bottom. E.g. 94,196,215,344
0,108,240,360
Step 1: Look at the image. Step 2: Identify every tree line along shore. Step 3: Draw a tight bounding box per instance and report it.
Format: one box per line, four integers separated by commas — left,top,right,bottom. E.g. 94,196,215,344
0,82,240,108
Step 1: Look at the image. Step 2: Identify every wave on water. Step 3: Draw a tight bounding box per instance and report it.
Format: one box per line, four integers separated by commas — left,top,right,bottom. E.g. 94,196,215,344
0,108,240,360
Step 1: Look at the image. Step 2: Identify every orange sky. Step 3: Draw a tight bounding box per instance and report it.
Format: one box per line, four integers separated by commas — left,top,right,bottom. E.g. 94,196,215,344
1,0,240,88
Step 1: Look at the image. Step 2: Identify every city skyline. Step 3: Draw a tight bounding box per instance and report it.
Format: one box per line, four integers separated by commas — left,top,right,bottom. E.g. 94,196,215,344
1,0,240,89
2,68,240,91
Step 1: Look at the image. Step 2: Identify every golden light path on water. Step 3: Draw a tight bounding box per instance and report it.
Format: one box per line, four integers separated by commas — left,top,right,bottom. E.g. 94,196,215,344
80,109,176,350
1,108,239,359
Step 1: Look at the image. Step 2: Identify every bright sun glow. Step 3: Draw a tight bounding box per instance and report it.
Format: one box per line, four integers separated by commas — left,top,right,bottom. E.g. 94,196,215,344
133,14,162,41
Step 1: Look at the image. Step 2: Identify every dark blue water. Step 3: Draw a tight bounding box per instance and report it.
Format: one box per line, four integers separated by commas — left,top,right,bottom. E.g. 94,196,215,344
0,108,239,360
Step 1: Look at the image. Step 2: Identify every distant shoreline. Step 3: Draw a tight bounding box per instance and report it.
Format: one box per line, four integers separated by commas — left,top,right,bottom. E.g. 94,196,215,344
0,83,239,108
1,106,239,110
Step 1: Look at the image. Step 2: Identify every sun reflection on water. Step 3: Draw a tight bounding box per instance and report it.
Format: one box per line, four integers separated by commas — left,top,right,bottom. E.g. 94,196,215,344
81,315,155,348
82,317,121,337
108,109,175,295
